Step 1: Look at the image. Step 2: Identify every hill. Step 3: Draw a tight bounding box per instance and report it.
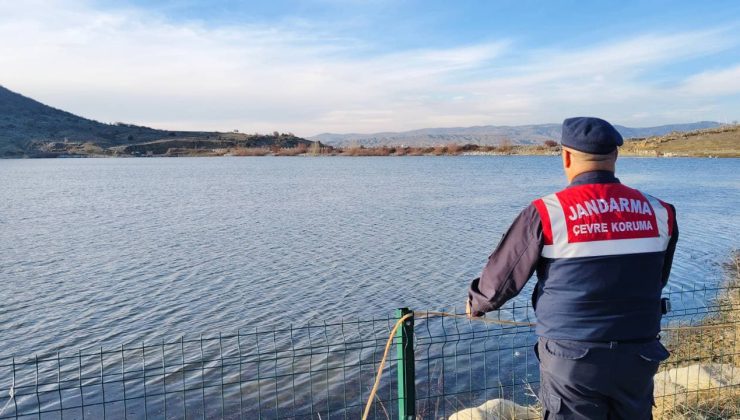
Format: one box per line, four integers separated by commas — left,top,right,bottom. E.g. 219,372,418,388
0,85,312,157
621,125,740,157
311,122,722,147
0,85,213,156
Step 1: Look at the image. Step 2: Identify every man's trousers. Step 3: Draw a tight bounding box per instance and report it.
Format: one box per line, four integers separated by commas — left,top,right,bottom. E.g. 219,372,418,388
536,337,670,419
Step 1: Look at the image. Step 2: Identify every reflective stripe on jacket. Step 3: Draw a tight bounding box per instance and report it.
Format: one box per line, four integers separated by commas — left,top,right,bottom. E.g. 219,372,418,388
531,180,675,341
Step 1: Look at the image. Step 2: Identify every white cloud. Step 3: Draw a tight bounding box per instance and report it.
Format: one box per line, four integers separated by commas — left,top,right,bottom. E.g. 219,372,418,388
455,30,738,123
679,64,740,96
0,0,738,135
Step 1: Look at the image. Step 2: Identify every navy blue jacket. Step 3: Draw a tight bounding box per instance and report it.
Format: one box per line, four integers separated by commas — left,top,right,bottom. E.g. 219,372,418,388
468,171,679,341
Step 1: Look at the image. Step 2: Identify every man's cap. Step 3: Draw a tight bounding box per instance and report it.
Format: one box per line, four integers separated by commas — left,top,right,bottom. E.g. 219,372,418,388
561,117,623,154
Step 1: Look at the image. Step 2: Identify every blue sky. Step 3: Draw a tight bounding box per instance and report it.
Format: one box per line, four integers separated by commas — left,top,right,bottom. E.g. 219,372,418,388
1,0,739,135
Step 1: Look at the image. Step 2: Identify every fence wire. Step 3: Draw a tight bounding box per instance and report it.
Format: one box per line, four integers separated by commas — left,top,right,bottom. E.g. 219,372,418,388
0,317,403,420
1,286,738,419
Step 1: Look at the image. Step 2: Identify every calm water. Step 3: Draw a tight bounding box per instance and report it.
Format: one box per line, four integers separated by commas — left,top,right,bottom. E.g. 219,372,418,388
1,156,738,356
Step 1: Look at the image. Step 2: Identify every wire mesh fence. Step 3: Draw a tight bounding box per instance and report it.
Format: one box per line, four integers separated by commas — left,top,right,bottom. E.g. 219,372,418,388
0,317,405,420
1,285,738,419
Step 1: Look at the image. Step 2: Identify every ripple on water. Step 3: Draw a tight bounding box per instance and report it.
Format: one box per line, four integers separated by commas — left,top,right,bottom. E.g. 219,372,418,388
0,156,737,356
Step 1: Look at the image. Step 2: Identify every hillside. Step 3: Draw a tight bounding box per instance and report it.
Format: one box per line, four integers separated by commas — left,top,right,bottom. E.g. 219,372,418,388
312,122,721,147
621,125,740,157
0,85,217,156
0,85,312,157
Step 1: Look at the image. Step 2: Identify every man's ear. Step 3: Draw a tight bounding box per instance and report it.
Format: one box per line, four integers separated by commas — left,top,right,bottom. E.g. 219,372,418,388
564,149,572,168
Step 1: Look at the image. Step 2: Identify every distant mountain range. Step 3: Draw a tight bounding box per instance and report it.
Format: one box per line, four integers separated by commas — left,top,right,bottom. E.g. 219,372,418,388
311,121,722,147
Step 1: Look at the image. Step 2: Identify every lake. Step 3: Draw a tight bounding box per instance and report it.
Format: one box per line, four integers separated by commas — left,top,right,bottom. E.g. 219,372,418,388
1,156,738,357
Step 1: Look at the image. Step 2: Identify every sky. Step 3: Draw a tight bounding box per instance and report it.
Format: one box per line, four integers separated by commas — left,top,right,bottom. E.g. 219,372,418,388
1,0,739,136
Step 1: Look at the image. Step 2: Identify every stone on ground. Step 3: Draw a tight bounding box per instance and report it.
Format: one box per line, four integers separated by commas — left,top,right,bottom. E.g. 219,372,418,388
448,398,538,420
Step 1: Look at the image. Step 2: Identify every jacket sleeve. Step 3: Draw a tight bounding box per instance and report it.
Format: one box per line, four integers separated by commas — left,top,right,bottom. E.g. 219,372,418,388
661,204,679,287
468,204,544,316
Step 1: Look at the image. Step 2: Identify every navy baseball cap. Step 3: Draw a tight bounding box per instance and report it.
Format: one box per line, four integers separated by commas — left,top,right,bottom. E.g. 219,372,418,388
561,117,623,154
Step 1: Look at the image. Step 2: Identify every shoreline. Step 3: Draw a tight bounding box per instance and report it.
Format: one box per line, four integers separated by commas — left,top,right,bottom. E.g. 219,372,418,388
7,125,739,159
4,149,737,159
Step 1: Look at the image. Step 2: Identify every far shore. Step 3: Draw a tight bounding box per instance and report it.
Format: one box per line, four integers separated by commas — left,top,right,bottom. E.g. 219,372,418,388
14,144,737,159
7,124,739,159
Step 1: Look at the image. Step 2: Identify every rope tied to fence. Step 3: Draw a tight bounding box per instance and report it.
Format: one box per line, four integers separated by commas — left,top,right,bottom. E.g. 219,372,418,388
361,310,534,420
417,310,536,327
360,309,739,419
361,313,413,420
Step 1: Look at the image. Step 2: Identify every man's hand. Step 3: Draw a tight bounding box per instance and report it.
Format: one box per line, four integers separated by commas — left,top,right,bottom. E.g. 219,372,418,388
466,299,485,319
466,299,480,319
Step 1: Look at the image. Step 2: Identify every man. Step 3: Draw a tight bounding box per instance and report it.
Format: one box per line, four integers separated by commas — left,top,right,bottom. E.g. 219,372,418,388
467,117,679,419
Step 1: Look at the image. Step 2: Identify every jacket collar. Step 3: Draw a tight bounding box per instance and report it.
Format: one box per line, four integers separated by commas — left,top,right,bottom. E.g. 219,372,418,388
568,170,620,187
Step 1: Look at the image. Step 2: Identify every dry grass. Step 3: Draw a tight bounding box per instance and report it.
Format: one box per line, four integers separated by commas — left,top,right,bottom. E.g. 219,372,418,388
274,144,308,156
341,146,389,156
230,147,270,156
655,389,740,420
446,143,462,155
432,145,447,156
331,143,540,156
497,139,514,153
653,251,740,419
82,142,104,154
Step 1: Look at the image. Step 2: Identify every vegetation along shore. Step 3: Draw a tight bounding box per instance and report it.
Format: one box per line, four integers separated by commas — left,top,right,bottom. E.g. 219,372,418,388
652,250,740,419
26,125,738,159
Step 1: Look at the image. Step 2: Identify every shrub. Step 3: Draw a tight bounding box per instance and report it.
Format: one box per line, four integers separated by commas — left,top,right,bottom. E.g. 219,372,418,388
308,142,321,156
275,146,305,156
232,147,270,156
446,143,462,155
432,146,447,156
82,142,103,154
498,139,514,153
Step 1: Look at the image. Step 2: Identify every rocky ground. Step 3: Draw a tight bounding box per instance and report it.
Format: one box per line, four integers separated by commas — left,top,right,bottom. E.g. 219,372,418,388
620,124,740,158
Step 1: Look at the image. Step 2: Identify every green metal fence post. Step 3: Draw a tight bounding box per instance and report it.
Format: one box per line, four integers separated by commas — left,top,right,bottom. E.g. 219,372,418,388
395,308,416,420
